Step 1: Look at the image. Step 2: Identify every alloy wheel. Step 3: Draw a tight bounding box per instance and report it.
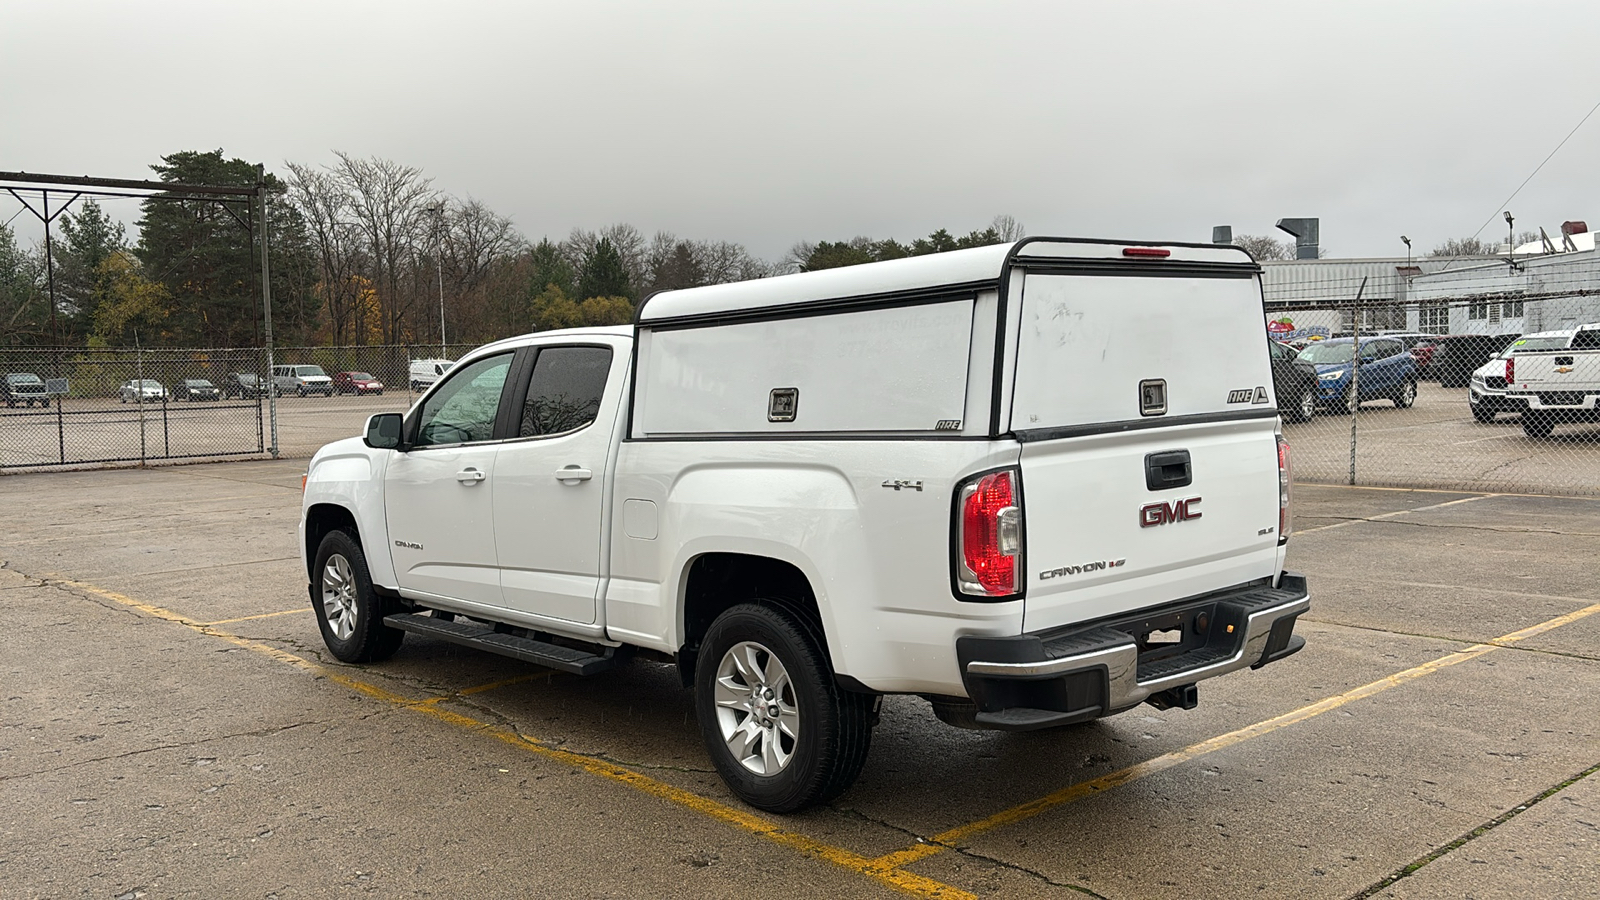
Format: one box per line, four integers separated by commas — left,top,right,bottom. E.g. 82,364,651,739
712,640,800,776
320,553,357,641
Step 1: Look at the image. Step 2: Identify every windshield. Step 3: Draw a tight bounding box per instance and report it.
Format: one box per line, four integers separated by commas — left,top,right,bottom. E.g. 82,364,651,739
6,374,42,385
348,372,374,380
185,380,214,387
1296,342,1355,365
298,366,327,377
1506,336,1569,355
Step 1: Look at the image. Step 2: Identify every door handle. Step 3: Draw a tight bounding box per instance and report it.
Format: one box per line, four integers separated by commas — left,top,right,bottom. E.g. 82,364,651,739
554,466,592,483
456,468,486,484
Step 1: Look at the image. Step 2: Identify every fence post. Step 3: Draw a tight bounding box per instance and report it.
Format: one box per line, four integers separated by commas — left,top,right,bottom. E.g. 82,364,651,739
136,343,146,466
1347,276,1368,486
257,169,279,459
55,381,64,464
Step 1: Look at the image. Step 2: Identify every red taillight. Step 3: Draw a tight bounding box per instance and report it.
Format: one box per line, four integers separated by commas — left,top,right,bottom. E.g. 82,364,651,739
1277,436,1292,542
1123,247,1171,258
1506,356,1514,385
956,469,1022,597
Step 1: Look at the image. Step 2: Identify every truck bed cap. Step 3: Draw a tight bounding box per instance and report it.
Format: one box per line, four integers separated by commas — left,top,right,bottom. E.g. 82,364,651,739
638,239,1256,327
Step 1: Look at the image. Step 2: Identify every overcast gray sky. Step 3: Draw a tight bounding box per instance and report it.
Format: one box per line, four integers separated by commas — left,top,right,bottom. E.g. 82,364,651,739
3,0,1597,261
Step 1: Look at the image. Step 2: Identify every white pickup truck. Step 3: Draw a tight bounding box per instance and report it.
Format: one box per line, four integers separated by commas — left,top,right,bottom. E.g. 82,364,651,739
1505,323,1600,437
300,238,1309,811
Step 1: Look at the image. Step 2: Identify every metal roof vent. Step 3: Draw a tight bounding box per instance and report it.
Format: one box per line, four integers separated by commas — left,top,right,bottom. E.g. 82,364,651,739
1275,218,1320,260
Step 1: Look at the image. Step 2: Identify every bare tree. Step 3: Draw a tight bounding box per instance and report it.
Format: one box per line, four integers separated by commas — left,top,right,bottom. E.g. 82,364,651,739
285,162,364,344
1233,235,1294,261
333,152,438,343
991,214,1026,242
1428,236,1499,257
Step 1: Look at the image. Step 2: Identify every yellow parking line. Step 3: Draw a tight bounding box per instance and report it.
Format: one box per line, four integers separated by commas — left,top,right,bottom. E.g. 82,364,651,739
203,608,310,626
867,600,1600,874
48,577,972,900
407,673,549,707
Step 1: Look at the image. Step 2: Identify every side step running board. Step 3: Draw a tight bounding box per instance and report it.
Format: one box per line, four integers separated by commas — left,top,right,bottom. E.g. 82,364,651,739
384,613,619,676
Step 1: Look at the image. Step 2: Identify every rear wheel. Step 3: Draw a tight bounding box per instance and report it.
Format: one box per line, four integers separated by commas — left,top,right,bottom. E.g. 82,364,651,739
1393,379,1417,409
695,602,873,812
1522,412,1555,438
312,529,405,663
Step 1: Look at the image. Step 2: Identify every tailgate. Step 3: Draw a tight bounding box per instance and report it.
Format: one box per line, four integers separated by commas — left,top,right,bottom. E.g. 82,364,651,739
1509,350,1600,393
1008,267,1283,632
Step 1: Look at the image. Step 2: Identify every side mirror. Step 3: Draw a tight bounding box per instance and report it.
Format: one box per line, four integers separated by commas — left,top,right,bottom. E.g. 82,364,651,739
364,412,406,451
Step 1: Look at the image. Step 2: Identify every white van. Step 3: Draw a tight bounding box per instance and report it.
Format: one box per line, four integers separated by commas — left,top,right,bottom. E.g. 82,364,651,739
272,364,334,397
408,358,453,392
303,238,1307,812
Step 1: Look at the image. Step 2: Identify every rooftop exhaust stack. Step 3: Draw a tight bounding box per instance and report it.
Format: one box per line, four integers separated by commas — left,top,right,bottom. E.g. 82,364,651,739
1275,218,1320,259
1212,225,1233,245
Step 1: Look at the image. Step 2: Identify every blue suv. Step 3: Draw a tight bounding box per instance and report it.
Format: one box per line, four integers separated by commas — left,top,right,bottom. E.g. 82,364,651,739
1297,336,1418,414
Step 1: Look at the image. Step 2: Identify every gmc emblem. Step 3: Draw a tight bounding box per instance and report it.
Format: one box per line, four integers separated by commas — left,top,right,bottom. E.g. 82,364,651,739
1141,497,1202,528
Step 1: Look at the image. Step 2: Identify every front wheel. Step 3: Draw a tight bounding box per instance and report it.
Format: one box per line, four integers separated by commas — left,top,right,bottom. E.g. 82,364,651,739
1472,403,1495,423
1393,379,1417,409
695,602,874,812
312,529,405,663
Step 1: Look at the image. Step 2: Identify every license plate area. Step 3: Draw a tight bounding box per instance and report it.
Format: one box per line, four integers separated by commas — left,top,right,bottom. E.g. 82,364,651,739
1130,604,1219,666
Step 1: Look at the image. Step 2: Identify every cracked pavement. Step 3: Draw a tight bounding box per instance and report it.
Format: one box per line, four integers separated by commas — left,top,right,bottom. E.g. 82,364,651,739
2,460,1598,898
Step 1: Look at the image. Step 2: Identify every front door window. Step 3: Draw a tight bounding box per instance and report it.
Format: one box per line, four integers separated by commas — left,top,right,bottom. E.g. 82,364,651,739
414,353,513,447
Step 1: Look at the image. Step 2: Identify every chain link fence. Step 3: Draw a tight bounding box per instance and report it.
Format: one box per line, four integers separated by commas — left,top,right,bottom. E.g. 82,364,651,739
1274,284,1600,497
7,301,1600,501
0,344,474,470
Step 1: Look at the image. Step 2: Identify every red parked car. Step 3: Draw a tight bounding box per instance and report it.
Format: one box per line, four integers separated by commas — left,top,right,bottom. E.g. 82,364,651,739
1410,338,1444,379
332,371,385,395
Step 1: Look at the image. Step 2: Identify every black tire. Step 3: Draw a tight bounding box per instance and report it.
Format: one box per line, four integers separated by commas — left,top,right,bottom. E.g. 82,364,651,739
1393,379,1417,409
1337,388,1358,416
1284,386,1316,424
695,602,874,812
1522,412,1555,439
1471,403,1495,423
311,529,405,663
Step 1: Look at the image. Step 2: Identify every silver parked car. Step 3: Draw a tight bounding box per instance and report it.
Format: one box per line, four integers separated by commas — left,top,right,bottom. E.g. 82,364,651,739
118,379,167,403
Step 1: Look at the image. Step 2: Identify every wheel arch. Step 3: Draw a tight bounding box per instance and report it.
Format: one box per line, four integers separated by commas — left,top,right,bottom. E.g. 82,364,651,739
676,551,836,689
303,503,360,582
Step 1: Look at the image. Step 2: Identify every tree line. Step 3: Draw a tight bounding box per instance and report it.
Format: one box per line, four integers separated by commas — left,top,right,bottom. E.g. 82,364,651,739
0,147,1023,349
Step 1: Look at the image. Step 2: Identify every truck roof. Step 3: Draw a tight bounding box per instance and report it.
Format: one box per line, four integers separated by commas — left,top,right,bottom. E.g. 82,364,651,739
637,238,1255,325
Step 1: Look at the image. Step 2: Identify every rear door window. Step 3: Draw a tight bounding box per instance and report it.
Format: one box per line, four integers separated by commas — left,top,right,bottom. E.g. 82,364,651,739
519,346,613,437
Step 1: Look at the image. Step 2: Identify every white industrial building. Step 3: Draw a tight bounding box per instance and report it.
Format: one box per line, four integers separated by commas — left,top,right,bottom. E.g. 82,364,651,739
1405,247,1600,335
1259,256,1494,339
1256,221,1600,338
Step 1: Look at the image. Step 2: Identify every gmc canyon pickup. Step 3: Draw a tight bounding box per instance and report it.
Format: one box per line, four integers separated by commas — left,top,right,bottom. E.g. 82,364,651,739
300,238,1309,811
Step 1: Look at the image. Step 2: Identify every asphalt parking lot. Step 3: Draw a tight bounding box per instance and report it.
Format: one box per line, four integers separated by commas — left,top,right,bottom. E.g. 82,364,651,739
2,461,1596,898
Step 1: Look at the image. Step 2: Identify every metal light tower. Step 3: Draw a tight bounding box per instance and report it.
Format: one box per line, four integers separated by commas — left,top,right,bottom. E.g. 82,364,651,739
429,204,447,347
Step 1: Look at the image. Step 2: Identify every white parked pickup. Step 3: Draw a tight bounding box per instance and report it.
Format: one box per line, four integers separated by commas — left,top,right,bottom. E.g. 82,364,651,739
300,238,1309,811
1504,322,1600,437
